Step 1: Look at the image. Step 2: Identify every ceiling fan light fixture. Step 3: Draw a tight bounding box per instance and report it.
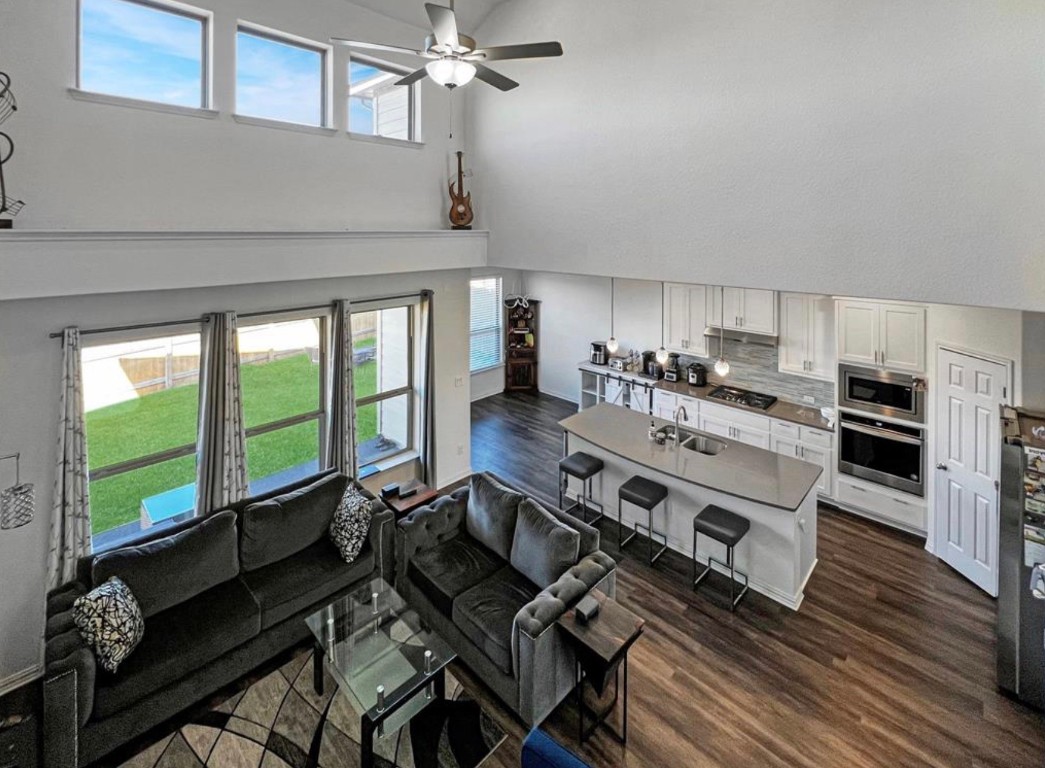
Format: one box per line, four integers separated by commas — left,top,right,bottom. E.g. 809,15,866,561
425,58,476,88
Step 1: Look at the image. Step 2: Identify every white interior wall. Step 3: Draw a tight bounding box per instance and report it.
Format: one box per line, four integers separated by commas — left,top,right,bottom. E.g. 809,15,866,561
0,269,473,687
470,0,1045,312
0,0,465,230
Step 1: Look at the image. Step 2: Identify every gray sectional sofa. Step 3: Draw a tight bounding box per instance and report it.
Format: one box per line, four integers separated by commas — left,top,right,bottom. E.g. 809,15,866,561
395,472,617,726
42,469,394,768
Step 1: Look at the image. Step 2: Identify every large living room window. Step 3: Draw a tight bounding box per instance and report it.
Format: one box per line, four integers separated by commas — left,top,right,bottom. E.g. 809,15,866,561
78,0,211,109
348,57,416,141
237,315,326,493
470,277,503,372
82,330,202,550
352,304,414,468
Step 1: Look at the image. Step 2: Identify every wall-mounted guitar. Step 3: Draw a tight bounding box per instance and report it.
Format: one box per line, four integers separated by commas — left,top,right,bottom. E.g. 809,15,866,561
448,150,473,230
0,72,25,229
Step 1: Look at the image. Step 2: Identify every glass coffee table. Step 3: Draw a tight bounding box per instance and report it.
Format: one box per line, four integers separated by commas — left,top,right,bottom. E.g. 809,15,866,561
305,578,457,768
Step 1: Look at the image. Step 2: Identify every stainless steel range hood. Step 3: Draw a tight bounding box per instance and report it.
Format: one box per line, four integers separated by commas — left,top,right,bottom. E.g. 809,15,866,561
703,326,778,347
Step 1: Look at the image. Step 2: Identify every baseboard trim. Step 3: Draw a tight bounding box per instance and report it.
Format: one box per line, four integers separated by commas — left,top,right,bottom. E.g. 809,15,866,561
0,663,41,697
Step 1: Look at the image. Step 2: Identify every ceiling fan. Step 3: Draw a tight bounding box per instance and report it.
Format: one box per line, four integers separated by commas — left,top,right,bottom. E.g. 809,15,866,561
332,1,563,91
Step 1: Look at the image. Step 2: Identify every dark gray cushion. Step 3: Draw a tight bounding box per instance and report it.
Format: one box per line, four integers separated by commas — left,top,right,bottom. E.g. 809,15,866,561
240,473,349,571
695,504,750,548
92,577,260,720
511,499,581,590
453,567,540,676
466,472,523,561
240,537,375,630
407,535,506,616
92,510,238,619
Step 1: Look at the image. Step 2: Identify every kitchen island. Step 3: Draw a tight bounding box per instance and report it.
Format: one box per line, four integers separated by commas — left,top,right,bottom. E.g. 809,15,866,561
560,403,821,609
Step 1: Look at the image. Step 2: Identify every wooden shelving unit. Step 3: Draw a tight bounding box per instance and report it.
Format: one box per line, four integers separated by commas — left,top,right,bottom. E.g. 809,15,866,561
504,300,539,392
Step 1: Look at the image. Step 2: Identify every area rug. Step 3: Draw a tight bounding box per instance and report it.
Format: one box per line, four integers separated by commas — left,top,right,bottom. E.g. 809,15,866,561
118,650,506,768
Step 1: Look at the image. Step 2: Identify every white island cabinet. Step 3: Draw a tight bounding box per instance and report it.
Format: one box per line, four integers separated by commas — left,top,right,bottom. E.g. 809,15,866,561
560,404,820,610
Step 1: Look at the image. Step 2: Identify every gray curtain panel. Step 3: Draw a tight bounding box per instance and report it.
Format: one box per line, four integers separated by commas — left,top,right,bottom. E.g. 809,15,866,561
195,312,248,514
47,327,91,591
419,290,436,485
325,299,357,478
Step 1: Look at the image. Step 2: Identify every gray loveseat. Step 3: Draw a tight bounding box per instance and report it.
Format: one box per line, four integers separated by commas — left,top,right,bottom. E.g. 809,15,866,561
395,472,617,726
43,469,394,768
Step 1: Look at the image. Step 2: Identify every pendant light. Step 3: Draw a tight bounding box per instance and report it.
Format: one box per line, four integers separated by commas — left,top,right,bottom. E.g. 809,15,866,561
714,285,730,377
606,277,619,355
655,281,668,365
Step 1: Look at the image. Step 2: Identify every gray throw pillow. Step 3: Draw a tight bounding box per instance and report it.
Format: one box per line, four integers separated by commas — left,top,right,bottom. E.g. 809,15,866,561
511,498,581,589
466,473,524,560
73,577,145,674
329,486,372,563
92,509,238,618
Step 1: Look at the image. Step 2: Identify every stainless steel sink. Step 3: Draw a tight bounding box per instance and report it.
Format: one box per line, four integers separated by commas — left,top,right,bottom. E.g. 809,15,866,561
653,426,727,456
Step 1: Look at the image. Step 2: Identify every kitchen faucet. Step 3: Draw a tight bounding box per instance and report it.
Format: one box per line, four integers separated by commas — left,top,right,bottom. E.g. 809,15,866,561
673,405,688,445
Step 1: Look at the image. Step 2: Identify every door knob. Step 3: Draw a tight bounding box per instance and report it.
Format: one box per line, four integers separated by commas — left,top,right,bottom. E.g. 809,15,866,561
936,463,948,470
1032,564,1045,600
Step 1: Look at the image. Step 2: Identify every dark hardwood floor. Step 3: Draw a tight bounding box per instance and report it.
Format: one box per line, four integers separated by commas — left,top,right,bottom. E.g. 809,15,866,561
466,391,1045,768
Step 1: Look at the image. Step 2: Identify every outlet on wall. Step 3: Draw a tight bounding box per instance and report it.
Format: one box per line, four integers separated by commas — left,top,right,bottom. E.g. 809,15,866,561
456,444,465,456
803,395,816,405
454,376,464,388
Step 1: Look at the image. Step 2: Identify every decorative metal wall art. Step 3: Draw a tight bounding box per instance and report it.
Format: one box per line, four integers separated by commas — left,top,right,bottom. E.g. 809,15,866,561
0,71,26,228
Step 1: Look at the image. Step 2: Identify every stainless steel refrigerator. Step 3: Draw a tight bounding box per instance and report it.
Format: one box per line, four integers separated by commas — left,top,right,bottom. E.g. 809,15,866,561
997,406,1045,709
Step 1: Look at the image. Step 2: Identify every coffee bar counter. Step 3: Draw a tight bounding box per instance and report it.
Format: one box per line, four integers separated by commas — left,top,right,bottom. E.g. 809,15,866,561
560,404,819,609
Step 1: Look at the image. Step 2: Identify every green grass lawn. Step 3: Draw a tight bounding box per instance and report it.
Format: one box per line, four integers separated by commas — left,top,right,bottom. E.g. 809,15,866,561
87,348,379,535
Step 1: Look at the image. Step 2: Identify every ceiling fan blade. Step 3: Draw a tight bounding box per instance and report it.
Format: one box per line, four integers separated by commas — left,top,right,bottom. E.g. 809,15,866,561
395,66,431,87
466,42,563,62
425,3,460,50
330,39,435,58
474,64,519,91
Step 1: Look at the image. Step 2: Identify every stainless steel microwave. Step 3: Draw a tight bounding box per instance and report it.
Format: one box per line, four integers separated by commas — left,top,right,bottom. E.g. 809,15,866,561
838,364,926,423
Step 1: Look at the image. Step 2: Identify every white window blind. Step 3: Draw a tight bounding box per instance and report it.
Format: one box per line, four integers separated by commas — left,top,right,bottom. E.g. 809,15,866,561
470,277,503,372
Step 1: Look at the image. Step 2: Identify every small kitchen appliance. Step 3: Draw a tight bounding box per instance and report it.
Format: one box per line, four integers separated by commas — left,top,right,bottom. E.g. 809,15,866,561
838,364,925,423
642,351,662,379
687,363,707,387
609,357,625,372
590,341,608,366
664,353,681,382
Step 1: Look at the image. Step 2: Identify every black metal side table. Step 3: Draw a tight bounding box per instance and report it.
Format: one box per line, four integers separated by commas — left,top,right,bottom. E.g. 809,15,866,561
556,590,644,745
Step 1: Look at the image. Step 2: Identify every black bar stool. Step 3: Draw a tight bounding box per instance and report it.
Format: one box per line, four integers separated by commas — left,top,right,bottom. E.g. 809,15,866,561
558,452,605,524
618,476,668,565
693,504,750,611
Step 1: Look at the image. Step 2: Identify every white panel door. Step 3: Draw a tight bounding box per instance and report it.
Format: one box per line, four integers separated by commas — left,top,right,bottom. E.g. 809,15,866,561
837,300,879,366
604,377,626,407
772,435,800,458
740,289,777,334
733,425,771,450
880,303,926,373
684,286,709,355
699,414,732,439
934,348,1009,596
629,383,652,414
663,283,690,353
807,295,836,381
800,444,834,496
708,287,743,330
777,293,809,376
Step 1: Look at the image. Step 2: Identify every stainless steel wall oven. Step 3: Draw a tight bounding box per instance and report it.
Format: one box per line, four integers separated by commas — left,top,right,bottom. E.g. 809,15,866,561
839,412,926,497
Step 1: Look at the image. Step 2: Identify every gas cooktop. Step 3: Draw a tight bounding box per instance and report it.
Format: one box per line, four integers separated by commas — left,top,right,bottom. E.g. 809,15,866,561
707,385,778,410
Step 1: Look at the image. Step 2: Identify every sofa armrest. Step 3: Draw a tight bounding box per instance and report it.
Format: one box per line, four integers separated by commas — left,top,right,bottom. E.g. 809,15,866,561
44,581,96,767
394,492,468,589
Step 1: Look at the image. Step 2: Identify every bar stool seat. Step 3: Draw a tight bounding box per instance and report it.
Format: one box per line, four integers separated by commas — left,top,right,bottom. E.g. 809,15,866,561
617,476,669,565
559,452,604,481
618,476,668,510
693,504,750,612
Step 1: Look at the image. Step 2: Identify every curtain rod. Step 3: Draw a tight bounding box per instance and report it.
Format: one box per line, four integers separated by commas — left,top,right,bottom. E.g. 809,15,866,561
48,290,430,339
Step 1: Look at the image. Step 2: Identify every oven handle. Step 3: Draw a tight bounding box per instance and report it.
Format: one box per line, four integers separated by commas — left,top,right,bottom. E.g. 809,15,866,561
841,421,924,445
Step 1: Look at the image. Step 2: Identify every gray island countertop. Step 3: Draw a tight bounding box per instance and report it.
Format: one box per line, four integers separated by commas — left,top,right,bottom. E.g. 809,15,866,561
560,403,822,511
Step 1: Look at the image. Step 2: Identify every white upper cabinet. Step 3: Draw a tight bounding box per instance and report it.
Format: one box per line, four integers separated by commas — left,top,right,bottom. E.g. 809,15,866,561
837,299,926,372
706,287,777,335
778,293,836,381
663,283,708,356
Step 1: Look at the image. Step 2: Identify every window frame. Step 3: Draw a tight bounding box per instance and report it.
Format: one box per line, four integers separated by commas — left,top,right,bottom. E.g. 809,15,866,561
237,310,329,486
352,300,417,468
234,22,333,129
469,276,505,374
76,0,214,110
347,54,420,144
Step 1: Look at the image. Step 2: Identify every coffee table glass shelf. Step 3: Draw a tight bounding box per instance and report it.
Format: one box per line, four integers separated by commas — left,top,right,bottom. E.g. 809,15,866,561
306,578,457,768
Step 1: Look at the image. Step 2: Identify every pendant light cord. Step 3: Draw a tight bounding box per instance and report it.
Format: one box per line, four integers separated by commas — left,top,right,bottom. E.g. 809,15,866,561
610,277,615,338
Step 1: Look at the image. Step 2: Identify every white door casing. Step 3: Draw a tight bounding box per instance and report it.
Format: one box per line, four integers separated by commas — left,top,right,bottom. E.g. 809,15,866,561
934,347,1009,596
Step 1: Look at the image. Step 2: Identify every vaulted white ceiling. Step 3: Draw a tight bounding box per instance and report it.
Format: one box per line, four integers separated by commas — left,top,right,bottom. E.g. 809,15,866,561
347,0,509,34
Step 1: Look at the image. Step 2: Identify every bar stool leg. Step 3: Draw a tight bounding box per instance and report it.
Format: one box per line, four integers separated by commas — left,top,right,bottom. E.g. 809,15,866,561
559,469,565,510
728,544,735,611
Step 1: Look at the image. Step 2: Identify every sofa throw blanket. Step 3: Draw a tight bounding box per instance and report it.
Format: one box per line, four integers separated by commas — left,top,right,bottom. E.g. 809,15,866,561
330,486,372,564
73,576,145,673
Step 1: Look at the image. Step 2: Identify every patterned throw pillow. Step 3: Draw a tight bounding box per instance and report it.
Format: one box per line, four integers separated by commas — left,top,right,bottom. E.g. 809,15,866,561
73,576,145,673
329,486,373,564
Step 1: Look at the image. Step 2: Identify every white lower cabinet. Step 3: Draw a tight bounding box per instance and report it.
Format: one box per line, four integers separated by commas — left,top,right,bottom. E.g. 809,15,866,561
772,422,835,499
836,476,926,532
733,424,771,450
699,413,733,439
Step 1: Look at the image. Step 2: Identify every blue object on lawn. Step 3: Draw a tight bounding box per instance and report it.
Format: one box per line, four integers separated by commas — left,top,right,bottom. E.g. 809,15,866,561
521,728,592,768
140,483,195,526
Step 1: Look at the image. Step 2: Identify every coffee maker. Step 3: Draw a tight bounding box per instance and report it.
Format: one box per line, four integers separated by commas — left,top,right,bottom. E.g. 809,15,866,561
664,353,681,382
642,351,663,379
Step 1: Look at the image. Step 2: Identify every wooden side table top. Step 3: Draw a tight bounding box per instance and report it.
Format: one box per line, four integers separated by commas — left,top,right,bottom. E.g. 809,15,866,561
557,590,645,666
384,482,440,518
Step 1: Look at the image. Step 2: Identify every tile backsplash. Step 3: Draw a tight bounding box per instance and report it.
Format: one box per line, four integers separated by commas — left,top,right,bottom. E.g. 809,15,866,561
675,338,835,407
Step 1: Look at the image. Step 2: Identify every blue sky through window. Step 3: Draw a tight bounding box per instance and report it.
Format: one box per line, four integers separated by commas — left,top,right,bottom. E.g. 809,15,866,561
80,0,204,108
236,31,323,126
349,61,380,134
